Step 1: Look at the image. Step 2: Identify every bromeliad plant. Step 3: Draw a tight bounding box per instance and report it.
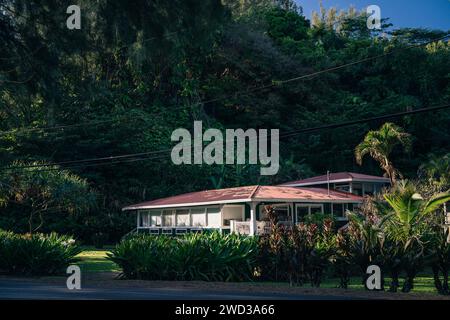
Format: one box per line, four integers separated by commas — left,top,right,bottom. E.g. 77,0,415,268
108,232,259,282
0,230,81,276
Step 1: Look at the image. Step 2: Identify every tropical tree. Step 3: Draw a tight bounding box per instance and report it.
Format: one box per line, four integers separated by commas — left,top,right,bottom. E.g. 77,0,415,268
419,153,450,191
0,162,96,233
378,181,450,292
355,123,411,185
418,153,450,238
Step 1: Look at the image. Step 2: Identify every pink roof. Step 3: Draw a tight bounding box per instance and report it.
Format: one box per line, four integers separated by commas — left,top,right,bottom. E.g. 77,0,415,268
123,185,363,210
279,172,389,186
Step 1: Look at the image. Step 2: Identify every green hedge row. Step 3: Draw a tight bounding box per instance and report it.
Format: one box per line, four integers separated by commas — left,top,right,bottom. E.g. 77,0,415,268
0,230,81,276
108,232,258,281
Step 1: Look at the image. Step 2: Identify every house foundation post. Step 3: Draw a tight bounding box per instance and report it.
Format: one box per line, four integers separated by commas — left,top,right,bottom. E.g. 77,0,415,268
249,202,257,236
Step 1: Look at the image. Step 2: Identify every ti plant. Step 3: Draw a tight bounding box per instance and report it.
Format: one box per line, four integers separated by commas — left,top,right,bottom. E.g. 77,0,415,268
333,229,353,289
346,212,383,289
307,220,335,288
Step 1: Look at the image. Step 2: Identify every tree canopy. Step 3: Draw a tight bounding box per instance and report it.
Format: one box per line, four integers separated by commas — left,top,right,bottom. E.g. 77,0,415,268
0,0,449,241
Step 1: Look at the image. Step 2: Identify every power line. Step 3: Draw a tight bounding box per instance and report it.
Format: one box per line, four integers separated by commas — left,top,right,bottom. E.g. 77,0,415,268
279,103,450,138
1,33,448,137
4,153,170,173
4,103,449,173
4,148,173,170
0,116,134,136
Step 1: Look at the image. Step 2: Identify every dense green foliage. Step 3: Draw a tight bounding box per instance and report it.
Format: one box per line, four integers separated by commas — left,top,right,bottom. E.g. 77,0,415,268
108,232,258,281
0,230,81,275
0,0,449,241
0,162,95,233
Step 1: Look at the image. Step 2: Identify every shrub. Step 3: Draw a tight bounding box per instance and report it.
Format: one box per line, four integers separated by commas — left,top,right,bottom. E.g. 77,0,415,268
427,228,450,295
257,206,336,287
332,229,354,289
346,213,384,289
0,230,81,276
91,232,108,249
108,232,259,281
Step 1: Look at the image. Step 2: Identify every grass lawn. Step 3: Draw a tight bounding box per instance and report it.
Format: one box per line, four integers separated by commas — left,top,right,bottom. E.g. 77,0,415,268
322,275,437,293
76,246,120,273
262,275,438,294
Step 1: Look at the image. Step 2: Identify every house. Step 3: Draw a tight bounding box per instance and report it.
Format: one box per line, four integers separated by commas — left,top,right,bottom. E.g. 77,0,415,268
122,185,363,236
279,172,390,196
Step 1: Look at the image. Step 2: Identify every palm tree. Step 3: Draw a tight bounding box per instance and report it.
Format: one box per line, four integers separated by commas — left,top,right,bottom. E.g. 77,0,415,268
419,153,450,191
418,153,450,239
355,123,411,185
378,181,450,292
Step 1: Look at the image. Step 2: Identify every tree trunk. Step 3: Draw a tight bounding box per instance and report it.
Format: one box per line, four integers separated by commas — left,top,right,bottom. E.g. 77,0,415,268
402,271,416,293
33,211,45,232
389,272,399,292
28,211,34,234
432,265,443,294
443,267,449,295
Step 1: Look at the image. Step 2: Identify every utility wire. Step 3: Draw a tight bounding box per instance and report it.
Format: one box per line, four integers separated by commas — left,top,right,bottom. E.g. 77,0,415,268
4,103,449,173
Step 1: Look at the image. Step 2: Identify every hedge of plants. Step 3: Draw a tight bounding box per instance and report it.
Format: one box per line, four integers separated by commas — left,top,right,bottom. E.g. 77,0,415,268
0,230,81,276
108,232,258,281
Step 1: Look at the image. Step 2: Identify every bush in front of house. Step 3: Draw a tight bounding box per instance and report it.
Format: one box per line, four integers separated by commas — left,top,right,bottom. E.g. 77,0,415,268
108,232,259,281
0,229,82,276
256,215,338,287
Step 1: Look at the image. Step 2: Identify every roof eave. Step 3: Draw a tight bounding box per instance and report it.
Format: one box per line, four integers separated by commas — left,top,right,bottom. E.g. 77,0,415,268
122,198,252,211
282,178,390,187
254,198,363,203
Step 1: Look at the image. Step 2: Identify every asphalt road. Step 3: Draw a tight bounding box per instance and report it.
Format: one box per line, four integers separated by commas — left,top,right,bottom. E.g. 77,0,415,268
0,278,352,300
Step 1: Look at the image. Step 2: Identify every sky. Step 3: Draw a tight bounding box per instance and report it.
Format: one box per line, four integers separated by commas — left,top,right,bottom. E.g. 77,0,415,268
296,0,450,31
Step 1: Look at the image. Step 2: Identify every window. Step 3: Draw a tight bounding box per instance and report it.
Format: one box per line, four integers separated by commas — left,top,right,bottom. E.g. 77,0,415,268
296,206,309,222
274,206,290,222
176,209,190,226
150,210,161,226
162,210,174,226
310,205,323,215
364,183,374,196
352,183,362,196
259,206,269,221
140,206,223,228
259,205,290,222
139,211,150,227
332,203,344,217
335,184,350,192
207,207,221,228
191,208,206,227
295,204,324,222
259,204,292,222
